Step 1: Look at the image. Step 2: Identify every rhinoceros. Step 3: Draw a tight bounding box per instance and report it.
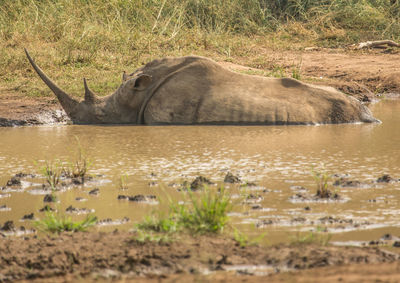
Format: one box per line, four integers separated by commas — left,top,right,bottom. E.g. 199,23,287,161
25,49,378,125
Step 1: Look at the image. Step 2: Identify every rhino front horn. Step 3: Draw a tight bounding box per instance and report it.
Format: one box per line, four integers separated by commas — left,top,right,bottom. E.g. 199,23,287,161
24,48,78,116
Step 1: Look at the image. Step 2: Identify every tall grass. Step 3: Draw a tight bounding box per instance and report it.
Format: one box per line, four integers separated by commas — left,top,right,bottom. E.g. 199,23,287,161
1,0,400,98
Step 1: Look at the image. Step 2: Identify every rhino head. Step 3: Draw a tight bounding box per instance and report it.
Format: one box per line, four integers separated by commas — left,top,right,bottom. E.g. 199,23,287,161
25,49,152,124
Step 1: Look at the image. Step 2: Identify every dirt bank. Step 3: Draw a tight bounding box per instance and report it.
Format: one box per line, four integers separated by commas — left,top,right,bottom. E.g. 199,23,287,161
1,49,400,126
0,231,398,282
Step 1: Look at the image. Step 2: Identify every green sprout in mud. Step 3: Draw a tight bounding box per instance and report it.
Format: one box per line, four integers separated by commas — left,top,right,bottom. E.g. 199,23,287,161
35,160,63,191
34,211,97,233
311,167,333,198
233,228,267,247
62,137,92,182
290,227,331,246
118,173,129,190
137,186,232,235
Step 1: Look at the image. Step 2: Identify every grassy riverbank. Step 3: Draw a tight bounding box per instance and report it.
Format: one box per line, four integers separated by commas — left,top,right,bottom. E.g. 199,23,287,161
1,0,400,99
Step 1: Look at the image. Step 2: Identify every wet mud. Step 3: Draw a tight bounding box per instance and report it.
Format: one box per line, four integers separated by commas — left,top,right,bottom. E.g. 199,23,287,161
0,232,398,282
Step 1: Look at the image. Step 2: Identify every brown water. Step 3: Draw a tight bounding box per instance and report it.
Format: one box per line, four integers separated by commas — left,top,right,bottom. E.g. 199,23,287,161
0,100,399,244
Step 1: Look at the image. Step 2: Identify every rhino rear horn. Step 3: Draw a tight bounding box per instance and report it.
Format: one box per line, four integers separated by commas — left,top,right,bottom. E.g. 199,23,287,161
83,78,98,103
24,48,78,115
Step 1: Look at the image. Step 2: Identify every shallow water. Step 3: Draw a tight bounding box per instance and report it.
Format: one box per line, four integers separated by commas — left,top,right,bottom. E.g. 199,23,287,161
0,100,399,243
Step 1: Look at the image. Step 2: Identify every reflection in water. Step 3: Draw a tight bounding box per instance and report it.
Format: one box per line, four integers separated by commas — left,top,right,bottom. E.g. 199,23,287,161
0,100,399,243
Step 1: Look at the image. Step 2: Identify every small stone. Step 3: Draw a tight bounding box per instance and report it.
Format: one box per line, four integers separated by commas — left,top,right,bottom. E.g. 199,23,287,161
393,241,400,247
6,177,21,187
190,176,214,191
304,206,311,211
75,197,87,202
251,204,262,210
43,194,56,203
117,195,128,200
377,174,394,183
1,221,15,231
89,188,100,195
39,205,54,212
21,213,34,220
224,172,241,183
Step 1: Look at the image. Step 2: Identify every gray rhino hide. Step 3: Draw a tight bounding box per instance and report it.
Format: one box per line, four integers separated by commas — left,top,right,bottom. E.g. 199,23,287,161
26,51,378,125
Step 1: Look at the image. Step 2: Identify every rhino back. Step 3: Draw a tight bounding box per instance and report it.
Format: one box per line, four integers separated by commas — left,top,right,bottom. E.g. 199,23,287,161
141,58,374,125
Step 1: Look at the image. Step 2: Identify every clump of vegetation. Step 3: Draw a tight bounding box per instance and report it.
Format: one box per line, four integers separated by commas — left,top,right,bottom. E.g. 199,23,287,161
137,186,232,235
62,137,91,182
118,173,129,190
312,167,338,199
34,211,97,233
290,227,331,246
37,160,63,191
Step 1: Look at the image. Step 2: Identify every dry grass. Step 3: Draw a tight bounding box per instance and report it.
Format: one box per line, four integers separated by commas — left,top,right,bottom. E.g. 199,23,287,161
1,0,399,99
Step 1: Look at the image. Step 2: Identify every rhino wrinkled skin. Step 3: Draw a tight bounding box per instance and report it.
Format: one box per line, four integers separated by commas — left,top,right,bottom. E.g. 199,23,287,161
25,49,378,125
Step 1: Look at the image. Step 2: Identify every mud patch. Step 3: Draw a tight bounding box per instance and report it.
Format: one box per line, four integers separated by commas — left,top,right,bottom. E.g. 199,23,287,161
0,232,398,282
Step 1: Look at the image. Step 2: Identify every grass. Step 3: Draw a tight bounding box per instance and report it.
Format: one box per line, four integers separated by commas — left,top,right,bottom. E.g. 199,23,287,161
137,186,232,235
1,0,400,99
118,173,129,190
62,137,91,181
311,167,335,198
35,160,63,191
34,211,97,233
290,227,332,246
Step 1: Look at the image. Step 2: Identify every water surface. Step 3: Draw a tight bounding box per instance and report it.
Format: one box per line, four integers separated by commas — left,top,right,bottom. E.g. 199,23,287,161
0,100,399,243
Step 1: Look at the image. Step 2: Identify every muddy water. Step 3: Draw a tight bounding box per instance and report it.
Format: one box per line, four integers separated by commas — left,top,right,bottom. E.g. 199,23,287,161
0,100,399,244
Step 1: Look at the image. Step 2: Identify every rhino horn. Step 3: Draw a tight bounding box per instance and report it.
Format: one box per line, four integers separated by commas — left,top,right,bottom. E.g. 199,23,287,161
122,71,128,82
83,78,98,103
24,49,78,115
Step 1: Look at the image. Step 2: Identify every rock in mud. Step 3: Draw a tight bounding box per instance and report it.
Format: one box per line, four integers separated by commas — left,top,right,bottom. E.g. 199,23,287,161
376,174,397,183
1,221,15,231
0,205,11,211
75,197,87,202
6,176,21,187
190,176,214,191
89,188,100,195
21,213,34,220
66,205,94,214
43,194,57,202
240,182,258,187
333,177,363,188
256,219,277,228
118,195,157,203
224,172,241,184
290,191,342,203
39,205,55,212
97,217,130,226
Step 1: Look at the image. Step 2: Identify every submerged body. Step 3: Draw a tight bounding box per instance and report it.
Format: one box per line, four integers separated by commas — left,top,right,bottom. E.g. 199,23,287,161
25,51,378,125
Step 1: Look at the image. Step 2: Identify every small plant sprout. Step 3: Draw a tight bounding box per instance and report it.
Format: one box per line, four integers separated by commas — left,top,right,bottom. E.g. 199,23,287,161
35,160,63,191
311,167,336,198
34,211,97,233
118,173,129,190
290,227,331,246
63,136,92,182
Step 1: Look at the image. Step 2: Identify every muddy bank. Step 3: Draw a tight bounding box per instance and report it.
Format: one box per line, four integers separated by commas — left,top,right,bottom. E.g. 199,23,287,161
0,93,68,127
0,231,398,282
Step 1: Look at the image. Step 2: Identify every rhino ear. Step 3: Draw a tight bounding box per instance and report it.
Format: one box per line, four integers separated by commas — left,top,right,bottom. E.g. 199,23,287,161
134,74,152,91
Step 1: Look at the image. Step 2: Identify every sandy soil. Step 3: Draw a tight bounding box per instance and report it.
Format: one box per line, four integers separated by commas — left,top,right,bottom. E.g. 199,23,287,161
1,48,400,126
1,231,398,282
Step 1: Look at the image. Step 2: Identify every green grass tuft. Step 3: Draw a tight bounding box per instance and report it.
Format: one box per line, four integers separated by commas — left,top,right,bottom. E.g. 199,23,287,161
34,211,97,233
137,186,232,234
